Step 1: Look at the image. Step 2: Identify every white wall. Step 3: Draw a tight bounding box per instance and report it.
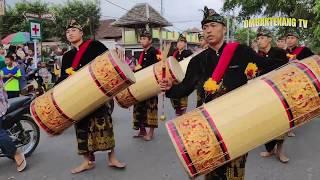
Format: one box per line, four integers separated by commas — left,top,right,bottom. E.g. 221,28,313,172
99,39,117,50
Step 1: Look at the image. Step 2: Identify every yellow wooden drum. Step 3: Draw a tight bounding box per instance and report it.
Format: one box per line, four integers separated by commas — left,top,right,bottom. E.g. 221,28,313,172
166,55,320,178
115,57,184,108
30,51,135,135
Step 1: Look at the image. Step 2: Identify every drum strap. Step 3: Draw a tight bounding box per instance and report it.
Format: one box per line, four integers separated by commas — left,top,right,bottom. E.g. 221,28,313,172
291,46,304,56
173,50,178,59
138,51,145,65
71,39,93,70
210,42,240,82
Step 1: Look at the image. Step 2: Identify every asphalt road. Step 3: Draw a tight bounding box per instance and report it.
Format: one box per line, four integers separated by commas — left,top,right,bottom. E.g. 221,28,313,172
1,92,320,180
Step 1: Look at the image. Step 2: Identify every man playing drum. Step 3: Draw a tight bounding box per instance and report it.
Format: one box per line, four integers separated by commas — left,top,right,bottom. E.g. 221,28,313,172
198,32,208,50
255,27,290,163
57,19,126,174
276,35,287,50
197,32,208,107
160,7,287,180
285,30,314,137
286,29,314,61
132,30,161,141
169,34,193,116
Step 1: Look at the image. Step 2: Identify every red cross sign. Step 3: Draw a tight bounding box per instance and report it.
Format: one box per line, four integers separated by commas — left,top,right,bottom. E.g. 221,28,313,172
32,25,40,35
30,21,41,39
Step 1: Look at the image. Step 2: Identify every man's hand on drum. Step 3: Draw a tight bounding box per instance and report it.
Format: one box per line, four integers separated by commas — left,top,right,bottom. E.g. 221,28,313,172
159,78,173,91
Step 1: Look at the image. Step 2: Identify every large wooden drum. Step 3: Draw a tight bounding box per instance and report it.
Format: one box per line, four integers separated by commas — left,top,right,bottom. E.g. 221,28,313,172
115,57,184,108
30,51,135,135
166,55,320,178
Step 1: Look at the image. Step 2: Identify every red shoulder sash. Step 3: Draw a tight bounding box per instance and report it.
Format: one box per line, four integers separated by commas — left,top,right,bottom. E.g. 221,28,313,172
71,39,93,69
210,42,240,82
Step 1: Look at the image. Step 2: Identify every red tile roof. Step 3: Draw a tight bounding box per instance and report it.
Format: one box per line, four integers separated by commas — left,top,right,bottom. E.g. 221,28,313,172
96,19,122,39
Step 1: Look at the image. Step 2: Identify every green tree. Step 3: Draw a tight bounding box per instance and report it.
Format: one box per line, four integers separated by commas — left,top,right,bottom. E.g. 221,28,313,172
52,0,101,42
223,0,315,18
234,27,256,45
312,0,320,54
223,0,317,51
1,0,101,42
1,1,56,41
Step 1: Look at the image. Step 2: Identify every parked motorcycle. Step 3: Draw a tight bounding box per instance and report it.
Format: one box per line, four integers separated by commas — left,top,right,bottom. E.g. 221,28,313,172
0,94,40,158
22,69,46,97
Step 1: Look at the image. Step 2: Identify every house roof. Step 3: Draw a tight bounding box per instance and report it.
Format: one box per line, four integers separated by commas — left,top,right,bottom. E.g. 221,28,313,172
96,19,122,39
112,3,172,28
184,27,201,33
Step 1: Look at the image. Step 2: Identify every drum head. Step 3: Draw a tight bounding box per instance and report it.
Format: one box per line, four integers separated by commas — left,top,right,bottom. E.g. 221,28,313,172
109,50,136,84
167,56,184,83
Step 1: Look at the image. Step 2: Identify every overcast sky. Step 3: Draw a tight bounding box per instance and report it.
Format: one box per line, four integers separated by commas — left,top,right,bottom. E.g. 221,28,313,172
8,0,224,31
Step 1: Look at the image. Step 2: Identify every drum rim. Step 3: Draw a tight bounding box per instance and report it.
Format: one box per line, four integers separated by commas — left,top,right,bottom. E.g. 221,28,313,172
168,56,184,82
30,100,58,135
108,51,136,84
114,88,138,108
166,121,195,177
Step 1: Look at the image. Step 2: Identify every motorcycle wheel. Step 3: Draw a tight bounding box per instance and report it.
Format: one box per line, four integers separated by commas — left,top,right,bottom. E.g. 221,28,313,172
16,114,40,157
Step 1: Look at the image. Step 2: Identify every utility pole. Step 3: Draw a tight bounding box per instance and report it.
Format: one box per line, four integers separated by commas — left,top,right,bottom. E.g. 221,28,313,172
160,0,163,51
161,0,163,15
0,0,5,42
94,0,100,40
232,16,236,42
145,3,150,31
89,16,93,40
0,0,4,16
247,28,250,46
226,16,230,42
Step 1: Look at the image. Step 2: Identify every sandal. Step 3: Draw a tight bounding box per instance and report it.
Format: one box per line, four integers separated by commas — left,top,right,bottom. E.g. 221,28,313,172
17,154,27,172
277,153,289,163
133,131,146,138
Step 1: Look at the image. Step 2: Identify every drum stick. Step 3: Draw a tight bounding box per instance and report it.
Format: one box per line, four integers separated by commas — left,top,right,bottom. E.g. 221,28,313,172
160,42,171,121
160,62,166,121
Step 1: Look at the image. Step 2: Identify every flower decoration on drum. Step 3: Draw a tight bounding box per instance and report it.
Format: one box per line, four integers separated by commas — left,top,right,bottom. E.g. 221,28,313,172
156,53,162,61
66,67,75,76
245,62,258,79
287,53,297,61
203,78,220,94
156,49,162,61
